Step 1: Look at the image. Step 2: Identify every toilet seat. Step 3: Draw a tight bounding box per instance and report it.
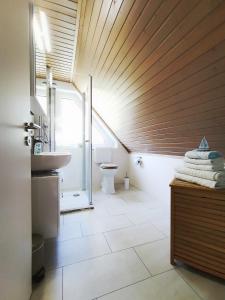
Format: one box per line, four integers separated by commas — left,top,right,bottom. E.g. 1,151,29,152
100,163,118,169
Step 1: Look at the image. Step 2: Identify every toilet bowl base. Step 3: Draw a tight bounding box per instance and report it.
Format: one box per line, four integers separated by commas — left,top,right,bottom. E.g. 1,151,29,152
101,175,116,194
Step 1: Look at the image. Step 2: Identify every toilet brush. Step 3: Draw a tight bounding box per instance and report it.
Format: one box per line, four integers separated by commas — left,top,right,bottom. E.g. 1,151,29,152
124,173,130,190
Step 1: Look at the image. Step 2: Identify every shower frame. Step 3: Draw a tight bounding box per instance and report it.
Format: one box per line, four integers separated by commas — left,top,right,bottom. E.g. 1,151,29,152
47,75,93,207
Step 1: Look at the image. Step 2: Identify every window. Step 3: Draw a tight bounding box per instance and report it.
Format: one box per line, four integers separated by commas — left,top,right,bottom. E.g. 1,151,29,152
92,112,118,148
53,96,118,148
55,98,82,147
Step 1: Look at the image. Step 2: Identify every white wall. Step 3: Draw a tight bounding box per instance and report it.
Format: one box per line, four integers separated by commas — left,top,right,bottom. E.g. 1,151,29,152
128,153,183,203
92,143,129,191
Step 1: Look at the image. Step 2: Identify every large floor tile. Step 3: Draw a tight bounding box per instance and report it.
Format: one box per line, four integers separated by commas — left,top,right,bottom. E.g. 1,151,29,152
120,190,160,209
45,234,110,269
97,269,201,300
151,217,170,236
103,197,129,216
147,207,170,222
63,207,109,225
31,269,62,300
135,238,173,275
125,206,155,220
125,208,165,225
57,222,82,241
177,265,225,300
127,208,170,233
81,214,132,236
104,222,165,251
63,248,150,300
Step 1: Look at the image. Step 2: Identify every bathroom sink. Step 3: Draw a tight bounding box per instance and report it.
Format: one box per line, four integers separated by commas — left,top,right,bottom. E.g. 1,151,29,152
31,152,72,171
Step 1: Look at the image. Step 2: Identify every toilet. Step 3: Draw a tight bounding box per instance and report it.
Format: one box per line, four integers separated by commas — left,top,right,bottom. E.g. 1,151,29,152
94,147,118,194
100,163,118,194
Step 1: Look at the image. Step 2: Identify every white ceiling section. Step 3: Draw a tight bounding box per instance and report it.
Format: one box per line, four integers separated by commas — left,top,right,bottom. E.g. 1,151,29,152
34,0,79,82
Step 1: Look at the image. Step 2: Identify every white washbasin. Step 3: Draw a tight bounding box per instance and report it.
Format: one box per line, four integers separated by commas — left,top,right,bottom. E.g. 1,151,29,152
31,152,72,171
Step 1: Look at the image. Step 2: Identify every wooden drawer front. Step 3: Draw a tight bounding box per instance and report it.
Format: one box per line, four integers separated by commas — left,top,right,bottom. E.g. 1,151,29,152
173,192,225,276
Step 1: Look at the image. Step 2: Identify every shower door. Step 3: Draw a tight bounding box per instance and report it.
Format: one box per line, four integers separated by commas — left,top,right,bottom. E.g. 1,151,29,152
85,75,93,205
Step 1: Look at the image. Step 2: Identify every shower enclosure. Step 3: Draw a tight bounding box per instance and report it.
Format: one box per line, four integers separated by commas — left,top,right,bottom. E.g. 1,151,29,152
35,74,93,211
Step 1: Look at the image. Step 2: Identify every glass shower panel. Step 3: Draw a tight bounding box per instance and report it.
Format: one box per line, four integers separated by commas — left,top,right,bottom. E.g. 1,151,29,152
54,83,93,212
55,92,83,193
85,75,93,205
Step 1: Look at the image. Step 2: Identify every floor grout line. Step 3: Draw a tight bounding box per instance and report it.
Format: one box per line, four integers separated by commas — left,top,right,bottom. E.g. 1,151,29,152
133,247,153,276
175,269,204,300
82,223,134,236
57,212,170,243
45,247,111,272
107,236,167,254
56,220,135,242
95,276,152,299
46,258,175,277
148,220,169,238
103,232,112,253
45,236,168,272
95,267,205,300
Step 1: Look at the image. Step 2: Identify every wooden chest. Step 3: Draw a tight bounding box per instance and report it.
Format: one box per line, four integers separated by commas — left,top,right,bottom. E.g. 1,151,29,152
170,179,225,280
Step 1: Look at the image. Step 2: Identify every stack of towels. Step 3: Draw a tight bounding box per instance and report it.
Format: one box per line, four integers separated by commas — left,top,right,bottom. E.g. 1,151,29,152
175,150,225,188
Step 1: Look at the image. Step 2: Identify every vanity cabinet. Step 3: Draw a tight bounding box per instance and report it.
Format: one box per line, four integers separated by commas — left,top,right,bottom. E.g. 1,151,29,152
32,172,60,239
170,179,225,280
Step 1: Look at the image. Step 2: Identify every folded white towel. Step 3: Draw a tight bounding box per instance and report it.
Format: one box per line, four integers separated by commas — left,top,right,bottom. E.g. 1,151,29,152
175,172,225,189
184,157,224,165
185,150,222,160
184,162,224,171
176,166,225,181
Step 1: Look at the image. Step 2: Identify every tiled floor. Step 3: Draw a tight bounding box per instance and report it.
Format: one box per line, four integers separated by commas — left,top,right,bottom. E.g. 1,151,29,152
31,185,225,300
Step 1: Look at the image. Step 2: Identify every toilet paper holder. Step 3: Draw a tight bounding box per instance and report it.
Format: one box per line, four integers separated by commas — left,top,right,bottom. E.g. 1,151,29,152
136,156,143,166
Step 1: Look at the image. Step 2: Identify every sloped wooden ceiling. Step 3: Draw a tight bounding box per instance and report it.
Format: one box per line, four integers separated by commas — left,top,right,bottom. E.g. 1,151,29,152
35,0,80,82
73,0,225,155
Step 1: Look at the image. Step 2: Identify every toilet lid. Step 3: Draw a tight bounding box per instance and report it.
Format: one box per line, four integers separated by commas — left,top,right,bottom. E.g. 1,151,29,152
100,163,118,169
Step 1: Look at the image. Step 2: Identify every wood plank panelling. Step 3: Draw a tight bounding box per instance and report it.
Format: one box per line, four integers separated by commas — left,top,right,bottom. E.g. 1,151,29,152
34,0,79,82
73,0,225,155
